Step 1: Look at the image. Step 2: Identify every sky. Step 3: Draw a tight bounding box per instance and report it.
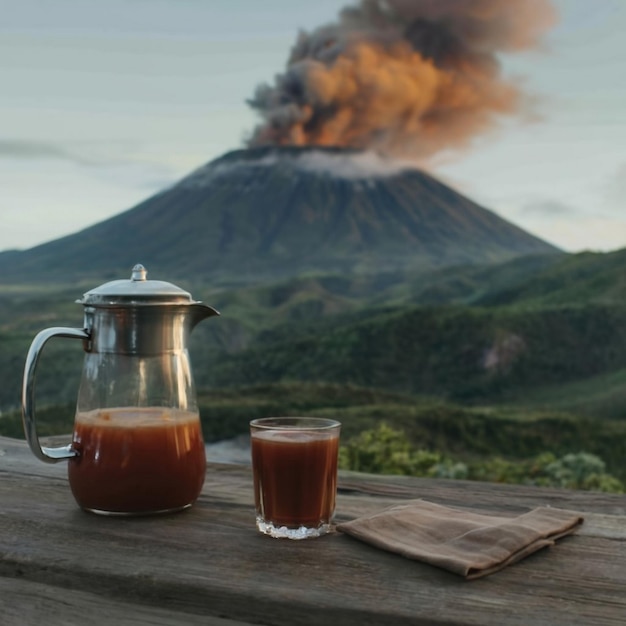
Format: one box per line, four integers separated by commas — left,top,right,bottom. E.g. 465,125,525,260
1,0,625,254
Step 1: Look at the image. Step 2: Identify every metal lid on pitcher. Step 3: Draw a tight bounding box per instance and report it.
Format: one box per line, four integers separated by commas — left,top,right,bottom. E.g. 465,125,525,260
78,264,196,306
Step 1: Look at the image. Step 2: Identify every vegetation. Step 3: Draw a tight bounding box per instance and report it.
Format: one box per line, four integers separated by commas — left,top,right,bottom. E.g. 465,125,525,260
2,383,625,489
2,248,626,493
204,302,626,409
339,422,624,493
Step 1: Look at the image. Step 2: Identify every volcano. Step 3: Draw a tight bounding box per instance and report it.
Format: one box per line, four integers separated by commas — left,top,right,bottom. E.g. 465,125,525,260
0,146,559,285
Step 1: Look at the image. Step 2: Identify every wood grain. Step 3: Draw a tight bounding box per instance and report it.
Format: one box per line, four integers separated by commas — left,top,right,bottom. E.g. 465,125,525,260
0,578,253,626
1,436,625,626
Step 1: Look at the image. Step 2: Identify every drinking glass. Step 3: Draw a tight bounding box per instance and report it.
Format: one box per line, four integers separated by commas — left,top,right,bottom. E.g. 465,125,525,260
250,417,341,539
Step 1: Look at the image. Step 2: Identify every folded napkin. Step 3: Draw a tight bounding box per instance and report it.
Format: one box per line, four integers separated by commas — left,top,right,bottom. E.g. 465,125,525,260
337,500,583,580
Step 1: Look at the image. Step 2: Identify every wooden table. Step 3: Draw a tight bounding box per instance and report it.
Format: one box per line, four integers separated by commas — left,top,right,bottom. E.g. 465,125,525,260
1,435,625,625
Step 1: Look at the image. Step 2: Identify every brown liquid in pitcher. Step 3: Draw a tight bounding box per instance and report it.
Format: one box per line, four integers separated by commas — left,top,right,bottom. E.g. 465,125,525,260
68,407,206,514
251,430,339,527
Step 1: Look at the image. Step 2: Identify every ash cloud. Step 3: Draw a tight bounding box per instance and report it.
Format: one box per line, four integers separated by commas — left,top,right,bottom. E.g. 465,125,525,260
294,149,413,179
247,0,556,162
178,149,412,191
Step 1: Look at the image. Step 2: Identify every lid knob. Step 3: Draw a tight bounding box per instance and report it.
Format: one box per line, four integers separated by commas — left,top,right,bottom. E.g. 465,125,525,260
131,264,148,282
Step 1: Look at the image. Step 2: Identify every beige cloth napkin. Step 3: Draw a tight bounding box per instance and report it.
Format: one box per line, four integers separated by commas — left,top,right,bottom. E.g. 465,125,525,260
337,500,584,580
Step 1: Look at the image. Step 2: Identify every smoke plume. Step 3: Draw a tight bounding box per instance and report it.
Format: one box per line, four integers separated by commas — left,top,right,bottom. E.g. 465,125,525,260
247,0,556,161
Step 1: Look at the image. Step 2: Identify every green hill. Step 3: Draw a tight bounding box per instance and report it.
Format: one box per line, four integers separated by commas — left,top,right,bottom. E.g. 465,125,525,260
2,247,626,417
203,302,626,411
475,248,626,307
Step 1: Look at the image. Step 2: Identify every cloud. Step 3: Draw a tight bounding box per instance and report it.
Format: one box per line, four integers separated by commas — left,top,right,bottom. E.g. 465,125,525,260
0,139,181,191
518,199,580,217
0,139,78,161
605,162,626,213
510,199,626,253
0,139,107,167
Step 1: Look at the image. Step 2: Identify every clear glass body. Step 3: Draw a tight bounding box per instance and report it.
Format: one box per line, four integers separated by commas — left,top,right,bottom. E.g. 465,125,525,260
250,417,341,539
68,351,206,515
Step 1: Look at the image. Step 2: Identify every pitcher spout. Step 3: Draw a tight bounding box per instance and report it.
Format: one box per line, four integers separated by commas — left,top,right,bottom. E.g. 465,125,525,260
189,302,220,330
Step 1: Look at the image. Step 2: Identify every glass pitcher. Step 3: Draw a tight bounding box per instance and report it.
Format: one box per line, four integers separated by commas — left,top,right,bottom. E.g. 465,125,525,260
21,264,219,515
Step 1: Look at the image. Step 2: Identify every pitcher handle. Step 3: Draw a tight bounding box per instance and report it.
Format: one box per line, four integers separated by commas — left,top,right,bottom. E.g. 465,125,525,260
21,327,91,463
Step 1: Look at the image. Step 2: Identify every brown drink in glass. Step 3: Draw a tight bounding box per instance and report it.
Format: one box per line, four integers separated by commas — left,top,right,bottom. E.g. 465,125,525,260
250,417,341,539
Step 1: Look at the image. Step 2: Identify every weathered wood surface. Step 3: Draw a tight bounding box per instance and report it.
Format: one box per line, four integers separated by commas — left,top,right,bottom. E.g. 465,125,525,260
1,435,625,626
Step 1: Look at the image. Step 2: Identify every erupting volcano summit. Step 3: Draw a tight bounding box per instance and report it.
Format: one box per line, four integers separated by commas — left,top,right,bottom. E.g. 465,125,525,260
0,146,559,285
